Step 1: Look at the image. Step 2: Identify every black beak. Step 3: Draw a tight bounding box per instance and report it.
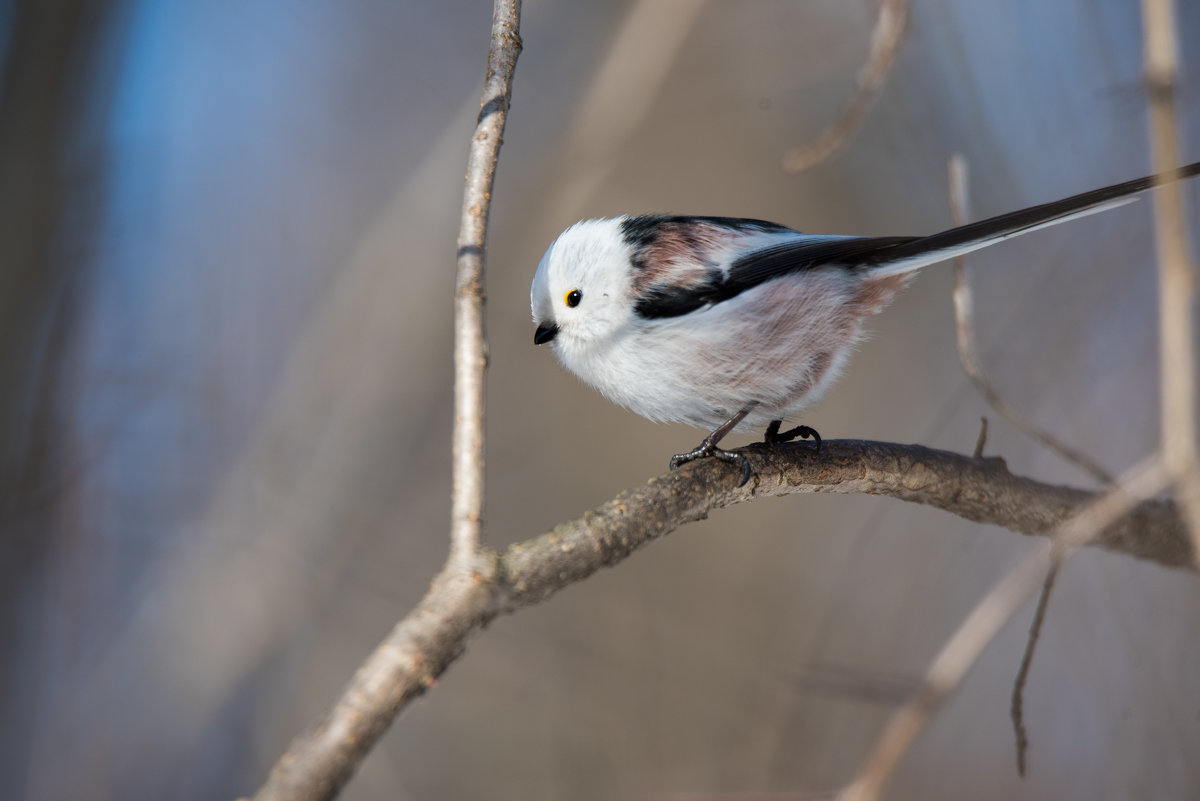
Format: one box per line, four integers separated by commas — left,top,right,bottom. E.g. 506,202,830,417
534,323,559,345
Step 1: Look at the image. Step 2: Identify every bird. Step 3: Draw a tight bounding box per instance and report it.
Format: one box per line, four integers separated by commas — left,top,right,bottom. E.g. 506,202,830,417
530,162,1200,485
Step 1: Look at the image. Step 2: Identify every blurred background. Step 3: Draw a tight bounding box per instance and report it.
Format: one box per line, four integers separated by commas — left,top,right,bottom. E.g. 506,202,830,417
2,1,1200,799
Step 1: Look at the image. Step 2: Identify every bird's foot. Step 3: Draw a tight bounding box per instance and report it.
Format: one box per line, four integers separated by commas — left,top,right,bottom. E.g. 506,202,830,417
670,442,752,487
763,420,821,452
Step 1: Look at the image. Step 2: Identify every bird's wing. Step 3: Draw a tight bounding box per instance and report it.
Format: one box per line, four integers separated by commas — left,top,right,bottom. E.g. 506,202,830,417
724,235,919,290
633,235,918,320
632,159,1200,319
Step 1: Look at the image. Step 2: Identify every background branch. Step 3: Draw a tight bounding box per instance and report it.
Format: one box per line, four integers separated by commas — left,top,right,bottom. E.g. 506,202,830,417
946,154,1102,775
1142,0,1200,564
782,0,909,172
947,155,1114,484
839,457,1172,801
839,9,1200,797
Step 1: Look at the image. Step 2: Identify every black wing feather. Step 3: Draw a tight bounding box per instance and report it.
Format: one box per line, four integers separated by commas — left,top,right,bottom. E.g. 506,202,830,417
635,235,918,319
723,235,918,290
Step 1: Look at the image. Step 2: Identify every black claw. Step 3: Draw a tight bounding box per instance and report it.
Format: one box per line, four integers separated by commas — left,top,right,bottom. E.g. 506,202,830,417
670,406,757,486
670,445,753,487
763,421,821,452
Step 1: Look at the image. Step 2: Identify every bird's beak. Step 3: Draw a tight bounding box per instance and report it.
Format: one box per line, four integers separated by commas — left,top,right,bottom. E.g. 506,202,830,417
533,322,559,345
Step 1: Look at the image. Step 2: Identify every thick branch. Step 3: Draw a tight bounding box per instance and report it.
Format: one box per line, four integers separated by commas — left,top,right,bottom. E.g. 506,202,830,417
502,440,1193,608
252,440,1190,801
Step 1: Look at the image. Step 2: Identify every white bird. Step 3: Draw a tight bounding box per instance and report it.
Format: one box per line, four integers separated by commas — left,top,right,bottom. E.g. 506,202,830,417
531,162,1200,484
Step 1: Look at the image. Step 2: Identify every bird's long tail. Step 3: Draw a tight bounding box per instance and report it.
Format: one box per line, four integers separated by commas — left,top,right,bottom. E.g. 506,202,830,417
866,160,1200,278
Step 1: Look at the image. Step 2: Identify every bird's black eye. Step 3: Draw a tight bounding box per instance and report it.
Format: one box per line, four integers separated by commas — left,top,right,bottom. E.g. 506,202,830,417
565,289,582,308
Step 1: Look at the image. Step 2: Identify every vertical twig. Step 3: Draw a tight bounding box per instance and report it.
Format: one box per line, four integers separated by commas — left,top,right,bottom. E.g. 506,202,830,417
452,0,522,566
1141,0,1200,566
250,4,522,800
947,156,1094,775
947,155,1113,484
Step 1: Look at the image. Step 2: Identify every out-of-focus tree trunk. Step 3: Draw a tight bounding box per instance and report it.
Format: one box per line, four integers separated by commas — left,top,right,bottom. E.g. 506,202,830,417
0,0,127,787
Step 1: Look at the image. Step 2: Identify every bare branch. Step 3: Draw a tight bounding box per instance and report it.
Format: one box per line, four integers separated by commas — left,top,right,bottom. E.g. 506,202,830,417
252,434,1190,801
782,0,909,173
501,442,1194,598
1141,0,1200,566
838,457,1172,801
250,3,523,799
948,155,1105,773
450,0,523,566
947,155,1114,483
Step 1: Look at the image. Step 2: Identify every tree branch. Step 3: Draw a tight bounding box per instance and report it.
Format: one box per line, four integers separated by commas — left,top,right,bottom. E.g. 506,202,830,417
1142,0,1200,565
450,0,522,566
251,437,1190,800
501,441,1193,610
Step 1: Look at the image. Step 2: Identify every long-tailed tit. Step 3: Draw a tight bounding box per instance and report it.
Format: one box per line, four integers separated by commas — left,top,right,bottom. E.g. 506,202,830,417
531,162,1200,484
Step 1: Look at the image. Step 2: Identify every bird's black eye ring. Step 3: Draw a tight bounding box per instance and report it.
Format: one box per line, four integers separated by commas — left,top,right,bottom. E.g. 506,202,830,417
565,289,582,308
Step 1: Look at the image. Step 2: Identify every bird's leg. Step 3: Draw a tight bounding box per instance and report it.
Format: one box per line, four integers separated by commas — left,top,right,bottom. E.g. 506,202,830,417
670,405,756,486
763,420,821,452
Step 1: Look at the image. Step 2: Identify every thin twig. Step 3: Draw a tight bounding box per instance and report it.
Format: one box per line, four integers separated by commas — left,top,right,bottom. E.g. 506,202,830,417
250,3,523,799
782,0,910,173
973,416,988,459
838,457,1171,801
1010,556,1059,777
947,155,1114,484
948,155,1103,775
1141,0,1200,568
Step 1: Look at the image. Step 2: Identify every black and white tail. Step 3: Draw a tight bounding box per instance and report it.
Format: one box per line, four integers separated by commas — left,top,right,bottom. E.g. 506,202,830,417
866,161,1200,278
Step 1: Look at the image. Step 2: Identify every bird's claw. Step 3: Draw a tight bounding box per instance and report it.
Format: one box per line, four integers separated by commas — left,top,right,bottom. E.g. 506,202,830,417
670,444,753,487
763,420,821,452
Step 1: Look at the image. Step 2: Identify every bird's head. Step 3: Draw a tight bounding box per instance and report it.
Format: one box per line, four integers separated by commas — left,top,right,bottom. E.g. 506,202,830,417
530,219,635,355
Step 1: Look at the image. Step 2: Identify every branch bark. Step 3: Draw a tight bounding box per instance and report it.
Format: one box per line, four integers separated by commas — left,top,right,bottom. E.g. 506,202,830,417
253,438,1191,801
501,441,1193,602
450,0,522,566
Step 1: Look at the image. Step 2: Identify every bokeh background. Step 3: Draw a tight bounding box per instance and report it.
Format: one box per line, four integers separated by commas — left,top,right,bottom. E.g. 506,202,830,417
3,1,1200,799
